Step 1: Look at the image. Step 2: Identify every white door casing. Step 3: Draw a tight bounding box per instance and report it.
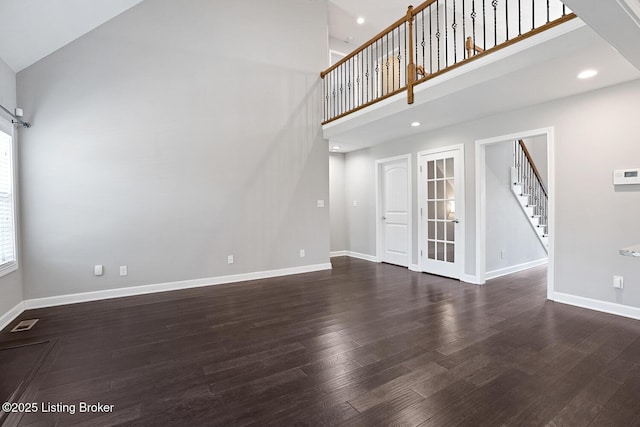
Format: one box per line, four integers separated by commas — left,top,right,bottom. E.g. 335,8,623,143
418,146,465,279
475,127,555,299
376,155,411,267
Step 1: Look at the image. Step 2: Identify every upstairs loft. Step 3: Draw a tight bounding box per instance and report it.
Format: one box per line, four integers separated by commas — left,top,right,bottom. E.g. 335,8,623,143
321,0,640,152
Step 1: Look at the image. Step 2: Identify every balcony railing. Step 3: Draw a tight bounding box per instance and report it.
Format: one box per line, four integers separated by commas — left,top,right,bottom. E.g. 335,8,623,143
321,0,575,124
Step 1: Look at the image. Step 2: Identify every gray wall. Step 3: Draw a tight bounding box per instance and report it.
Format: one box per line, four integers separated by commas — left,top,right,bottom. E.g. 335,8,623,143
485,141,547,273
343,78,640,308
0,55,23,318
17,0,330,299
329,152,346,252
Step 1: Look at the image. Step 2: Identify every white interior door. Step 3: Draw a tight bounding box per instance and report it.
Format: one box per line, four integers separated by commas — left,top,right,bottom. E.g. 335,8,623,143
419,148,464,278
379,158,409,267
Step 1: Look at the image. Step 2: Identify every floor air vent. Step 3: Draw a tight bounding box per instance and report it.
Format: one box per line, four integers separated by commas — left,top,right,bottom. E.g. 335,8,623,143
11,319,39,333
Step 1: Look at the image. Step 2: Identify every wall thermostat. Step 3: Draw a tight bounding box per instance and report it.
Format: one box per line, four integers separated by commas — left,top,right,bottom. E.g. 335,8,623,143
613,168,640,185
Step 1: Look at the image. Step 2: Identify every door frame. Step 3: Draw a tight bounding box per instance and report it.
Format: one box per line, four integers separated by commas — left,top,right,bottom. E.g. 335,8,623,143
417,145,466,279
475,127,555,299
375,154,412,267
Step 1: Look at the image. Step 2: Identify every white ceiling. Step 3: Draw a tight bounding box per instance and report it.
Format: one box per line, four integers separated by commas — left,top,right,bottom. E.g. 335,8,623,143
0,0,144,72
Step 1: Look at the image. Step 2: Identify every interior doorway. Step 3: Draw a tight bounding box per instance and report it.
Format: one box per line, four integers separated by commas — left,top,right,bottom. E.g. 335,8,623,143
475,128,555,300
375,155,411,267
418,145,465,279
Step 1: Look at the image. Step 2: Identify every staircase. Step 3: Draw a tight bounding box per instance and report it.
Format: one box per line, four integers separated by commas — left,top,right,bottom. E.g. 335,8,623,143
510,140,548,251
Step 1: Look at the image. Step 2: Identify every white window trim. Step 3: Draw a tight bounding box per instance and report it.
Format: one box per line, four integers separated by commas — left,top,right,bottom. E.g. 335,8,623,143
0,116,18,278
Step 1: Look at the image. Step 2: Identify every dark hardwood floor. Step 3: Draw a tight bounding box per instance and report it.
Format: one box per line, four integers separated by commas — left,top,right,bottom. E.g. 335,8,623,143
1,257,640,426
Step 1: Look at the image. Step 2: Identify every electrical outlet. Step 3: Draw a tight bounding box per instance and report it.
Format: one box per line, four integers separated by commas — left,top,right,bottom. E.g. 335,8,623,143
500,250,505,260
119,266,128,276
94,265,103,276
300,249,305,258
353,200,358,207
228,255,234,264
317,200,325,208
613,275,624,289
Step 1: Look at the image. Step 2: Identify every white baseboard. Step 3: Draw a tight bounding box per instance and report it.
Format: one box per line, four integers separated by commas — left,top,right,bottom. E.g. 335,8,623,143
553,292,640,321
0,301,25,332
409,264,420,272
345,251,379,263
24,263,332,310
461,274,483,285
485,258,548,281
330,251,348,258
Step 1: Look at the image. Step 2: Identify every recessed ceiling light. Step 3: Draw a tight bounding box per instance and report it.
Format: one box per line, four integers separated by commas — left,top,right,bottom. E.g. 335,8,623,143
577,69,598,79
411,122,421,127
331,146,341,151
357,17,365,25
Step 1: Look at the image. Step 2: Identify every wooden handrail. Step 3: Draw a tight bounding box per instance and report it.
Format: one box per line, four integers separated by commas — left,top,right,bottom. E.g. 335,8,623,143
518,139,548,197
407,6,416,104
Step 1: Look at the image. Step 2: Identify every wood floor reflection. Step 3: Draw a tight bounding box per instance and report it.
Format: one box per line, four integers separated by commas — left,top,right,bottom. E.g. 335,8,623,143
2,257,639,426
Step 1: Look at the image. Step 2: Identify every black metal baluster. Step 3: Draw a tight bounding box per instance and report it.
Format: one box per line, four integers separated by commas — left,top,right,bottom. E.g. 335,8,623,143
347,59,351,111
518,0,522,35
429,8,433,73
335,71,339,119
462,0,466,58
342,63,346,115
333,71,337,119
338,65,341,116
483,0,486,51
505,0,509,41
392,29,395,91
546,0,550,23
376,39,380,98
340,63,347,113
493,0,497,47
453,0,457,64
532,0,535,29
472,0,477,55
422,10,426,71
445,0,449,67
367,46,370,103
562,4,566,16
401,24,405,87
436,0,441,71
360,51,363,107
351,58,355,110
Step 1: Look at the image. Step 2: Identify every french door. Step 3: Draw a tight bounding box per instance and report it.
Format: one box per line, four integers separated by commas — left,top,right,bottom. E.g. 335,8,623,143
419,147,464,278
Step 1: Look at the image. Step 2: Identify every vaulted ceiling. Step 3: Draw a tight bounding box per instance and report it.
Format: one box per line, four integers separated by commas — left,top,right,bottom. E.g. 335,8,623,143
0,0,143,72
1,0,638,73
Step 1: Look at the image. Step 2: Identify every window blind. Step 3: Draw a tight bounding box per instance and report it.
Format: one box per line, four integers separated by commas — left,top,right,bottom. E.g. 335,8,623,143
0,130,15,268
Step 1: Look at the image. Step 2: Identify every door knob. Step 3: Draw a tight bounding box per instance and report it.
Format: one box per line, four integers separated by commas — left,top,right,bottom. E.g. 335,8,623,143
381,216,386,220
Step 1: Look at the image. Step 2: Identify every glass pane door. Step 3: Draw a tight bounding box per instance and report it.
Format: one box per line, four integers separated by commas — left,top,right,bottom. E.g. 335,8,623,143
426,158,456,263
420,148,463,279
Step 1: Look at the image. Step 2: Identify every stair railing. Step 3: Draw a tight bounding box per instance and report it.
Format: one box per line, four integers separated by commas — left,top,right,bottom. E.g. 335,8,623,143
513,140,548,235
321,0,575,124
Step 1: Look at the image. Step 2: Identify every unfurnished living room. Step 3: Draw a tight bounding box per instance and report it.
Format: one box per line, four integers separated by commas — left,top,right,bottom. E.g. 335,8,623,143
1,0,640,426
